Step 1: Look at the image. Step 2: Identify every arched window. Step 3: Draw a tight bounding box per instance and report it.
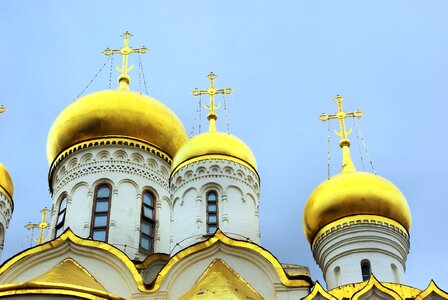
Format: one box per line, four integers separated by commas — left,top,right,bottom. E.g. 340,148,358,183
91,184,111,242
140,190,155,252
55,195,68,237
206,191,218,234
361,259,371,281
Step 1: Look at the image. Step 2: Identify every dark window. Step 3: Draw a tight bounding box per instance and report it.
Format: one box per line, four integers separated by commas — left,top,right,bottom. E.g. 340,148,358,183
361,260,371,281
140,190,155,252
206,191,218,234
91,184,111,242
55,195,67,237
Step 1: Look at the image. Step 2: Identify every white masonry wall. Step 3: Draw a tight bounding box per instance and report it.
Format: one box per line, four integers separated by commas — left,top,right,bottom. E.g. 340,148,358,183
312,217,410,290
0,192,12,259
49,144,172,261
170,158,260,254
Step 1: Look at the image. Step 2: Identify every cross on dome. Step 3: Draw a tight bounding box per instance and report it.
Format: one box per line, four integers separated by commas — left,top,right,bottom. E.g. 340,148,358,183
103,31,149,89
192,72,233,132
319,95,364,173
25,207,50,245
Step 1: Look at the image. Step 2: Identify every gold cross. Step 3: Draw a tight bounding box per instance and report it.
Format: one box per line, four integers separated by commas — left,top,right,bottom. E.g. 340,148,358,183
25,207,50,245
103,31,149,88
0,105,6,114
192,72,232,132
319,95,363,148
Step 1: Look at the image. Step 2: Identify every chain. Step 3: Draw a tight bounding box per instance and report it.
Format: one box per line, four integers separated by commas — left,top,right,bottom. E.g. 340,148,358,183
108,54,114,89
138,53,149,95
137,54,143,94
222,94,230,133
327,119,331,179
190,94,202,137
75,55,111,100
199,95,202,134
353,117,366,171
354,117,376,174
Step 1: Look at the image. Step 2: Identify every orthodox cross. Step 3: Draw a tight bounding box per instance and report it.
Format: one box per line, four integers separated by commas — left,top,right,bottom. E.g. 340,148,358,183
192,72,232,132
103,31,149,86
319,95,363,147
25,207,50,245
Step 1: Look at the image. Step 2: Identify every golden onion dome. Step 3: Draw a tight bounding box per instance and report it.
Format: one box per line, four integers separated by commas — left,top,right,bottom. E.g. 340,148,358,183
171,131,257,175
0,162,14,204
303,95,411,244
47,89,187,165
303,170,411,243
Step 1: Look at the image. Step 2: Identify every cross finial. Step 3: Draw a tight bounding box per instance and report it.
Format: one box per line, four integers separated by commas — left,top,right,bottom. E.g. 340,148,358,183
25,207,50,245
192,72,233,132
103,31,149,89
319,95,364,172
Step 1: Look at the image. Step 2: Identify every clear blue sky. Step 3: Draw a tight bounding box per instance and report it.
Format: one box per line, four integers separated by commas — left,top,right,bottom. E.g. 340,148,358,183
0,1,447,289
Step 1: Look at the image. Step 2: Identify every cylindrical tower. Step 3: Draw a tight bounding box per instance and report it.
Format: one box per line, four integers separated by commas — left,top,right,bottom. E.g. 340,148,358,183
47,51,187,260
0,163,13,259
169,73,260,253
303,96,411,290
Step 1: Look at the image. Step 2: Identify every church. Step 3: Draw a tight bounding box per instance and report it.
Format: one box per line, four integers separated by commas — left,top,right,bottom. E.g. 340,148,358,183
0,32,446,299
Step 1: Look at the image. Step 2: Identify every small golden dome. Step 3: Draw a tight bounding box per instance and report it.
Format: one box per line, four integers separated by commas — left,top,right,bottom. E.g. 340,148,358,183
47,89,188,165
0,162,14,202
303,171,411,244
171,131,257,175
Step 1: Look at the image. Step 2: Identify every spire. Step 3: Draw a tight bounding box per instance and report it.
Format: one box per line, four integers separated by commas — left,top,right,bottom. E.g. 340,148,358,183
192,72,233,132
319,95,363,173
103,31,149,90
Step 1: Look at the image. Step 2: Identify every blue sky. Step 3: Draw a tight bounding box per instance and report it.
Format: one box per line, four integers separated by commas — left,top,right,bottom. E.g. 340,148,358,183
0,1,447,289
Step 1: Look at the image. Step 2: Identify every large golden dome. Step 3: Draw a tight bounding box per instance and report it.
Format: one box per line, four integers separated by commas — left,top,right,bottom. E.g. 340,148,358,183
303,170,411,244
0,162,14,205
47,89,188,165
171,131,257,175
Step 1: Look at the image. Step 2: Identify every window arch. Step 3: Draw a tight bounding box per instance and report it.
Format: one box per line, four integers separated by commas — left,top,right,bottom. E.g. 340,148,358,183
140,190,155,252
55,194,68,237
361,259,371,281
206,191,218,234
90,184,112,242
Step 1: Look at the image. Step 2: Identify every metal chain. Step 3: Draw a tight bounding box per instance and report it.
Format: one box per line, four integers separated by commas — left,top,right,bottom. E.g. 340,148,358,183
353,117,366,171
75,55,111,100
327,119,331,179
199,94,202,134
137,54,143,94
190,95,202,137
138,53,149,95
354,117,376,174
222,94,230,133
108,55,114,89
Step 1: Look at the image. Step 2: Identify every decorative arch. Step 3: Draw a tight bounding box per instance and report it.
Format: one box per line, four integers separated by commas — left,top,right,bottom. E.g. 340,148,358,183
96,150,111,161
130,153,144,164
117,178,140,193
0,229,146,293
80,152,94,164
302,281,338,300
415,281,448,300
149,230,311,292
352,275,402,300
112,149,128,161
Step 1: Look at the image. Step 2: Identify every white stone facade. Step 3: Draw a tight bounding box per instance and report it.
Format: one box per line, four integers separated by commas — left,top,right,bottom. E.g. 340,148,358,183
312,217,410,290
49,143,172,260
170,158,260,253
0,192,12,259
